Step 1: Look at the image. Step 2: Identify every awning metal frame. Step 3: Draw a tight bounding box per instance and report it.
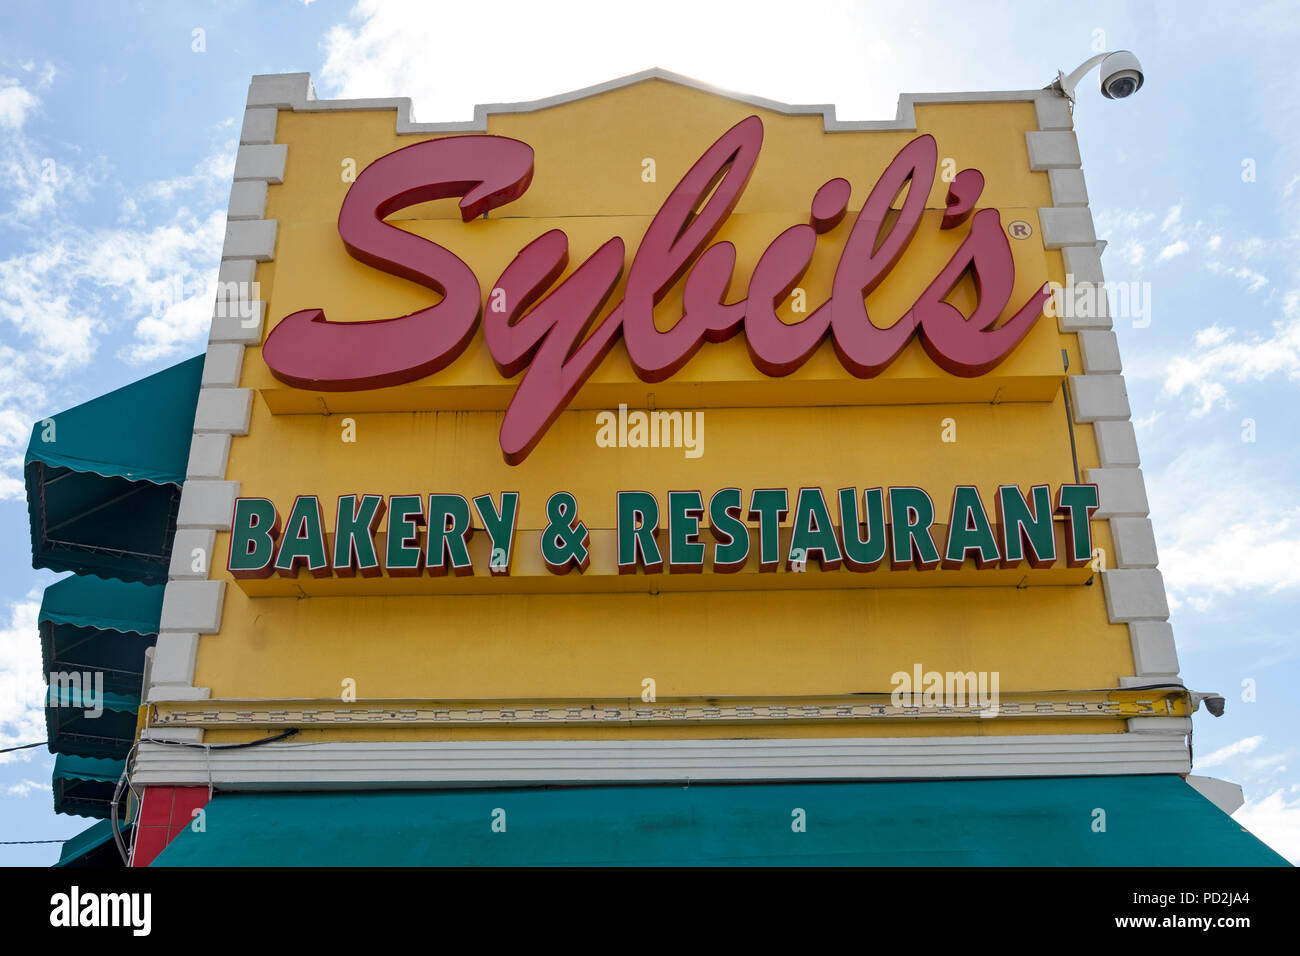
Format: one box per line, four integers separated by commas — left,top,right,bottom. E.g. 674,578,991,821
32,460,181,574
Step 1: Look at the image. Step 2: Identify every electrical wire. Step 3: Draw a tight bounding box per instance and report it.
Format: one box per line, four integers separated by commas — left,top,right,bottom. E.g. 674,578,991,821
0,741,46,754
106,728,301,864
138,728,299,749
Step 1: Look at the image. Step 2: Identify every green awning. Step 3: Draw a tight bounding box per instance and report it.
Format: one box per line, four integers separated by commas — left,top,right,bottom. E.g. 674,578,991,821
25,354,203,584
39,574,164,636
45,687,140,759
56,818,130,867
39,576,161,696
151,775,1291,866
53,754,125,820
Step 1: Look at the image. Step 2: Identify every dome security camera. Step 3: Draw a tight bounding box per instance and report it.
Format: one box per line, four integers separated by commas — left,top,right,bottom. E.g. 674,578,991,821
1190,691,1227,717
1048,50,1146,104
1099,50,1144,99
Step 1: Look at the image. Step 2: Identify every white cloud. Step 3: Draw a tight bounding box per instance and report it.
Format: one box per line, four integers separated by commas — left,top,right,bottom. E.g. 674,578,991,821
1161,291,1300,415
4,779,51,797
1195,735,1264,769
1236,267,1268,293
1095,204,1284,296
1157,239,1189,262
0,593,47,764
1132,410,1162,432
1150,446,1300,607
1247,752,1289,772
1235,787,1300,864
0,346,49,499
0,78,38,129
0,125,231,497
1160,202,1182,232
0,207,225,498
1205,260,1268,292
0,70,102,222
1095,209,1156,234
1193,325,1232,348
317,0,978,129
0,62,51,129
0,210,225,372
1117,237,1145,267
137,149,236,205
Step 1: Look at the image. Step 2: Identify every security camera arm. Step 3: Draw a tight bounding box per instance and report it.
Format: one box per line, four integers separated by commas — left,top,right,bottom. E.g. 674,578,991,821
1048,50,1143,103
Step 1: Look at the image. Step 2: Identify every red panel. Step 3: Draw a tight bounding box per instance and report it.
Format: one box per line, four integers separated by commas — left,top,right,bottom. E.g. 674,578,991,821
170,787,210,832
131,826,169,868
131,785,212,866
136,786,173,827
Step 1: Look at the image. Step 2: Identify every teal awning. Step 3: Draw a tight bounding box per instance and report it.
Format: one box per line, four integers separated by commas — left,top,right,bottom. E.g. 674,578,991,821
56,818,129,867
39,574,164,636
25,354,203,584
39,576,161,696
53,754,125,820
45,687,140,760
151,775,1291,866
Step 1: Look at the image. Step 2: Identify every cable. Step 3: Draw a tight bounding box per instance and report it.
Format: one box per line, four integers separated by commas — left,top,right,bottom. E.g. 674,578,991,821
105,728,301,863
0,741,46,754
137,728,299,749
0,839,65,845
110,755,132,865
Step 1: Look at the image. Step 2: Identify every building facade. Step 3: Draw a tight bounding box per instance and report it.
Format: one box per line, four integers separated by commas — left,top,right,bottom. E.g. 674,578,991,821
27,69,1286,866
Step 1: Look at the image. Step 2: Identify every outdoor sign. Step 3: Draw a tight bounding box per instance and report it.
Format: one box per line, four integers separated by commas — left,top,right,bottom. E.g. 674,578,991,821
260,119,1050,463
228,484,1100,582
185,74,1135,742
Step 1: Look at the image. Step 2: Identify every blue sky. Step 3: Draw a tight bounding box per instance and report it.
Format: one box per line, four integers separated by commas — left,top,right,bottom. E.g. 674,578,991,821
2,0,1298,865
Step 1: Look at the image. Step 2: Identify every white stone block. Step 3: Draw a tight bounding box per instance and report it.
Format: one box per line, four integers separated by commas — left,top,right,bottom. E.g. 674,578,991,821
201,343,245,388
194,388,253,435
1069,374,1131,421
227,180,268,221
1094,420,1141,467
1047,168,1088,206
222,219,278,260
1078,330,1122,374
1110,517,1159,567
1026,130,1081,170
1039,206,1097,248
233,144,288,183
176,480,240,529
169,529,218,580
240,107,278,145
1102,568,1170,622
186,432,232,480
1129,620,1181,676
1087,467,1150,518
160,580,227,633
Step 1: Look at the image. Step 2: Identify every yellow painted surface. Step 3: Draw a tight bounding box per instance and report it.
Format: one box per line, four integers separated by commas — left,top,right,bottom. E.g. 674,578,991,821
194,78,1135,741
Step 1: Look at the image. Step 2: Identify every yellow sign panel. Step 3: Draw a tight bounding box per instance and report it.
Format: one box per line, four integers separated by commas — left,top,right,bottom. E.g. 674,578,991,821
196,75,1137,744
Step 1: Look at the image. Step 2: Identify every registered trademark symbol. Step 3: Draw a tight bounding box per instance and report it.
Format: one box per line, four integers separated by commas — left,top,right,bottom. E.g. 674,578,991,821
1007,220,1033,239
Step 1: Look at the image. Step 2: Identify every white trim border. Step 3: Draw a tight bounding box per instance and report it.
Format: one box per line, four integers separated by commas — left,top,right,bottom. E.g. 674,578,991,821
132,733,1192,790
147,79,286,717
1029,99,1182,694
